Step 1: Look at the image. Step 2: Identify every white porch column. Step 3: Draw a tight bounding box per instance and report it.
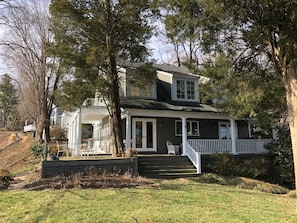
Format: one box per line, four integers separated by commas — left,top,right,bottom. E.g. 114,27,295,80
71,119,75,149
75,108,82,155
125,113,132,149
230,118,237,154
67,122,72,149
54,106,58,125
181,117,187,156
61,113,65,128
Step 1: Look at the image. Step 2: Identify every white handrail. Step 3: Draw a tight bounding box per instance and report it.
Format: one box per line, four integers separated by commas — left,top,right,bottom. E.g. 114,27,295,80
183,141,201,174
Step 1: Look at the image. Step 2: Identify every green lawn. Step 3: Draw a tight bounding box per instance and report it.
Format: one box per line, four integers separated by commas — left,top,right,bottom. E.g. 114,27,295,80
1,179,297,223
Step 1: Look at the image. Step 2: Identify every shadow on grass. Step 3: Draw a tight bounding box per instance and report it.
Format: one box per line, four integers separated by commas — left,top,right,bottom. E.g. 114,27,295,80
31,190,67,223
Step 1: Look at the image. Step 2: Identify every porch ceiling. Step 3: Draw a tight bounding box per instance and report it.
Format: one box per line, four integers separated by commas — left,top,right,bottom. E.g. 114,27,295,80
81,107,108,123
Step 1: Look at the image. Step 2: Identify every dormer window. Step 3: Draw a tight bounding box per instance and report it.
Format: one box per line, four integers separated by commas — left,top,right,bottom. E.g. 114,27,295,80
128,81,156,98
130,83,153,97
174,78,198,102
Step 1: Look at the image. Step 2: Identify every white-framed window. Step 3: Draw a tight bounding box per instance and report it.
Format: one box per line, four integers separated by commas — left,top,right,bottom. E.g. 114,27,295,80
175,120,200,136
174,79,197,101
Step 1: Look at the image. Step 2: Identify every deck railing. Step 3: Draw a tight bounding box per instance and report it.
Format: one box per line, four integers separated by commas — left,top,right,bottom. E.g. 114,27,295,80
183,142,201,174
188,139,271,154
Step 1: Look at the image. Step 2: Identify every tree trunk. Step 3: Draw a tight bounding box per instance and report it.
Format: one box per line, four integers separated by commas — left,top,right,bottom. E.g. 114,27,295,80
105,0,124,156
283,62,297,193
108,55,124,156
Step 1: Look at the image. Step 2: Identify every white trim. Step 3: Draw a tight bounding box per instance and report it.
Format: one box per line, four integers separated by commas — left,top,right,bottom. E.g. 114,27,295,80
218,121,231,139
175,120,200,136
156,70,174,80
230,119,238,154
181,117,187,156
123,108,230,120
132,118,157,152
125,113,132,149
172,78,199,102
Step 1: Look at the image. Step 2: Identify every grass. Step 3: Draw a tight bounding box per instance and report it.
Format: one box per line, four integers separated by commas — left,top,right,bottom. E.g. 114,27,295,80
1,178,297,223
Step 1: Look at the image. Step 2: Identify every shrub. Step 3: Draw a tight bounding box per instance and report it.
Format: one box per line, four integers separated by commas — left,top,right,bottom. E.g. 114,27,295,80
30,144,45,158
237,156,270,180
207,153,237,176
265,124,295,189
50,127,67,140
0,169,13,190
207,153,271,182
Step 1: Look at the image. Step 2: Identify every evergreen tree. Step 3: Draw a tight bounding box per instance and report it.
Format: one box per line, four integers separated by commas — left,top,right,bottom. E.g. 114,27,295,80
0,74,18,128
50,0,156,155
202,0,297,193
200,55,286,129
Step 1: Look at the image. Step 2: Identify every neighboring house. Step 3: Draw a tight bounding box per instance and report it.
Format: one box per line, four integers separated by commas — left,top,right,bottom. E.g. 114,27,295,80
61,62,272,162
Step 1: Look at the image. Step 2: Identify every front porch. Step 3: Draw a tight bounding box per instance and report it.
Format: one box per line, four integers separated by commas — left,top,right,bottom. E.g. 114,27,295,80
64,138,270,157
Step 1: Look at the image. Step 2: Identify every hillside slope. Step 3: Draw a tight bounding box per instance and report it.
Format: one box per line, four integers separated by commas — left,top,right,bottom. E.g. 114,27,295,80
0,130,37,173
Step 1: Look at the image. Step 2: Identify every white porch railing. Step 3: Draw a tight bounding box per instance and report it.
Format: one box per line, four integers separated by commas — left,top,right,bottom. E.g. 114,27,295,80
183,141,201,174
68,140,108,156
188,139,271,155
236,139,271,154
188,139,232,154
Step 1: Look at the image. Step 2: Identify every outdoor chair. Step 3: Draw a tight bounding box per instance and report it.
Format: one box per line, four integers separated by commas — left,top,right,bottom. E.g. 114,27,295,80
56,141,68,158
166,140,180,155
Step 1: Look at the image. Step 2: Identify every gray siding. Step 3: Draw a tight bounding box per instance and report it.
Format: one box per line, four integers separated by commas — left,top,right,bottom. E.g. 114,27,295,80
157,118,182,153
196,119,219,139
237,121,249,139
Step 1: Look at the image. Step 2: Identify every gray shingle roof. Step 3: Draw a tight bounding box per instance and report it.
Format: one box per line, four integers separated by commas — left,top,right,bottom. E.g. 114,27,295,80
120,98,221,113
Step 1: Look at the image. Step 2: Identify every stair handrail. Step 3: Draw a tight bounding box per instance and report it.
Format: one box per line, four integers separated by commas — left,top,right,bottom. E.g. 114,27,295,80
183,141,201,174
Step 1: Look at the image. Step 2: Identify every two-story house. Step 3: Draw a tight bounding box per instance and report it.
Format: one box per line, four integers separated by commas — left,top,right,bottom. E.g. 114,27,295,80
61,62,271,161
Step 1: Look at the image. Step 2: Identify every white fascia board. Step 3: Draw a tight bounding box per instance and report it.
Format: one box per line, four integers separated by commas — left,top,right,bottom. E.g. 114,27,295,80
157,70,173,79
123,108,231,120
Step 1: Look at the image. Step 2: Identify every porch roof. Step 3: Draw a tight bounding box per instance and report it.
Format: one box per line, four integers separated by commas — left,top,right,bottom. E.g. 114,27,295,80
80,107,108,123
120,98,222,113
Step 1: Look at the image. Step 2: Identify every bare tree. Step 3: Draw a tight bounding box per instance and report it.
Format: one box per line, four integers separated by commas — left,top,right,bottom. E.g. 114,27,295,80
0,0,61,142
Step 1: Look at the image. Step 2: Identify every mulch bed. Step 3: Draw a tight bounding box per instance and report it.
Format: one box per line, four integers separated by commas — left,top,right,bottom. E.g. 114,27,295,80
23,173,155,190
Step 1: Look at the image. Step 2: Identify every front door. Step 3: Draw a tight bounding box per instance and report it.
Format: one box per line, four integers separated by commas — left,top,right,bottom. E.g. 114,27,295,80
218,121,231,139
132,118,157,152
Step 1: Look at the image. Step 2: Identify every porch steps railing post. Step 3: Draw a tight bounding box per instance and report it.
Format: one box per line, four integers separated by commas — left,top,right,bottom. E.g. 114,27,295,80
183,142,201,174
